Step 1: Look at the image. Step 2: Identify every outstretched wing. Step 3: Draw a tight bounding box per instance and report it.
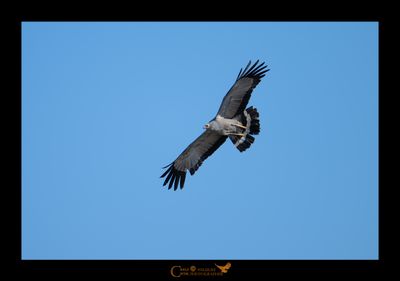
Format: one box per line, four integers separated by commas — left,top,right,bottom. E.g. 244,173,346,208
160,130,227,190
217,60,269,119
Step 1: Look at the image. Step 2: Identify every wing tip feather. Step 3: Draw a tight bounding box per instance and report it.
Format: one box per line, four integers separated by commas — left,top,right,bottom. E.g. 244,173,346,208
237,60,270,81
161,162,188,190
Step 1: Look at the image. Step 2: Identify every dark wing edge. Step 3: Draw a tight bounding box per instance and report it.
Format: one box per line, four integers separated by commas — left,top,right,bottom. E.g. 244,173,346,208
236,59,269,82
160,132,227,191
160,162,187,191
218,60,270,118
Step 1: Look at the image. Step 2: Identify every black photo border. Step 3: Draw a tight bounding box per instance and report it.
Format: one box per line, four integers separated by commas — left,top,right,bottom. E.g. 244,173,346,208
9,8,387,279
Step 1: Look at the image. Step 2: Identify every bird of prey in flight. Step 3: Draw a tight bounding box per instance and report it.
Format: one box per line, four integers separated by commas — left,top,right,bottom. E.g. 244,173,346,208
161,60,270,190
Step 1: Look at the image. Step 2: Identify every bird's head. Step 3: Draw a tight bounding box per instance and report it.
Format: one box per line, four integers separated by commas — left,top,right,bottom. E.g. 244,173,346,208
203,123,210,129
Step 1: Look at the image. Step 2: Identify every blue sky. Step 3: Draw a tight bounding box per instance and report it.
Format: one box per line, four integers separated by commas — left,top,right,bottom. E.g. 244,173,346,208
22,22,378,259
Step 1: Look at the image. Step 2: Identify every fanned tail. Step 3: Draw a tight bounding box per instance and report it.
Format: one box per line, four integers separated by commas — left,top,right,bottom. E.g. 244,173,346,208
229,106,260,152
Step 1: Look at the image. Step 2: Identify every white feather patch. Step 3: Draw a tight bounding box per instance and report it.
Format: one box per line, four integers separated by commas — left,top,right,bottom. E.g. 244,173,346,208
234,111,252,147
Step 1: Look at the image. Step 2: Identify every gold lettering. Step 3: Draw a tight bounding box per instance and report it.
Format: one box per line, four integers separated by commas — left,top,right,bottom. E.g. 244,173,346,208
170,266,181,278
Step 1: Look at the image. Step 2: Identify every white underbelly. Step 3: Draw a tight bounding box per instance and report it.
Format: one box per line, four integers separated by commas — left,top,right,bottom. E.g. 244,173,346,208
215,115,241,135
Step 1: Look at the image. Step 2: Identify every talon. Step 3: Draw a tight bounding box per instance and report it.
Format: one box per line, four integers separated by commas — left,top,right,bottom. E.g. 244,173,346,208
233,123,247,130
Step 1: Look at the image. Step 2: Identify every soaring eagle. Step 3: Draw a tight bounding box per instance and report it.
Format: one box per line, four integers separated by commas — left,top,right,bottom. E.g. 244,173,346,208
161,60,269,190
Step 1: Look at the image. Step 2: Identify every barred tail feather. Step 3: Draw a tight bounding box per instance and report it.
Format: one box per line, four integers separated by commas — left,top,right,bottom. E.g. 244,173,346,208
229,106,260,152
246,106,260,135
230,134,255,152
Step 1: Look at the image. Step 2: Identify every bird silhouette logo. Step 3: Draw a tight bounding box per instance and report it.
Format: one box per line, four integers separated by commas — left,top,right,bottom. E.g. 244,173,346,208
215,262,231,273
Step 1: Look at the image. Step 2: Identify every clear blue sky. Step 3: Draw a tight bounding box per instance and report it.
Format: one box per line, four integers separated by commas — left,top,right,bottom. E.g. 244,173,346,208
22,22,378,259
